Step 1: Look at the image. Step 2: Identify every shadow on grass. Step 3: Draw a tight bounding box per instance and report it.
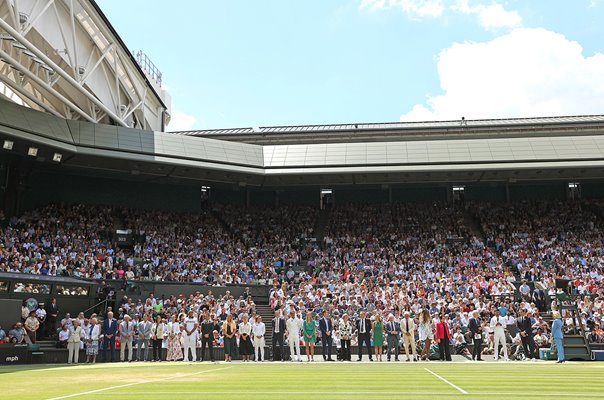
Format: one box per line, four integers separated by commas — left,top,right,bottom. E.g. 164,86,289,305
0,364,84,374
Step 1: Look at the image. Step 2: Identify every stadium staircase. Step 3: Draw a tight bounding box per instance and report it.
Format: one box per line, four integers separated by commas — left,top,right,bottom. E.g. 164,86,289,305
209,208,244,243
313,209,331,250
462,209,485,240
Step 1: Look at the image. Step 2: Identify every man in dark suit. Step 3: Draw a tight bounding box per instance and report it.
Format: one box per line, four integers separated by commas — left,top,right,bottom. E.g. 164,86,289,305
319,310,334,361
45,298,59,339
272,310,286,361
468,311,483,361
532,288,546,313
101,311,118,362
516,309,536,359
200,310,215,362
356,310,373,361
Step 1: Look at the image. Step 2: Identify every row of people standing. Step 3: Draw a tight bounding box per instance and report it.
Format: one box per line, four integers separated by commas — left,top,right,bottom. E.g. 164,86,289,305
271,309,440,362
98,309,267,363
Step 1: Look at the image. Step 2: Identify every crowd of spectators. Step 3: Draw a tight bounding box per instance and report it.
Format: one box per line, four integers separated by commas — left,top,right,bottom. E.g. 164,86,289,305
0,200,603,361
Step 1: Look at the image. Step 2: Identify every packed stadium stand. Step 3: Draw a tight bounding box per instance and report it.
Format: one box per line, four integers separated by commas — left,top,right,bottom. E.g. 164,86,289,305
0,0,603,365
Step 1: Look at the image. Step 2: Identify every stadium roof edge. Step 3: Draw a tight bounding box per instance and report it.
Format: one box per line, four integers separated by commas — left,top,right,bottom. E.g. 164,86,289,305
171,114,604,137
88,0,167,110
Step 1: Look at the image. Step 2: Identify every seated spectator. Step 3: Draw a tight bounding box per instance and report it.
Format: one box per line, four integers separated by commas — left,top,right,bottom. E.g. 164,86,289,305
8,322,26,344
57,324,69,348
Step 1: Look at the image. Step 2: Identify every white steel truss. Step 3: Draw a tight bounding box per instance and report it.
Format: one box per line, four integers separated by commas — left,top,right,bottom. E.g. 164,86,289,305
0,0,171,131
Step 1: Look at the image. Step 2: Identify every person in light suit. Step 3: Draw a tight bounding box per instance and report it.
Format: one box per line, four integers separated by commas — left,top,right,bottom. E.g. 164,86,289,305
401,311,417,361
119,315,134,362
285,310,302,362
67,319,82,364
552,311,565,363
137,314,152,362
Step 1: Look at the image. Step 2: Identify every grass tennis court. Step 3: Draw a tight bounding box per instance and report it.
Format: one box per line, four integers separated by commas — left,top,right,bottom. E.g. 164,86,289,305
2,362,604,400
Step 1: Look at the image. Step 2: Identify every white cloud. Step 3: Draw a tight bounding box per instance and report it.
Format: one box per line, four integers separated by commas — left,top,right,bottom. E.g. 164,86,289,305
167,111,197,131
360,0,445,18
400,28,604,121
360,0,521,30
453,0,522,30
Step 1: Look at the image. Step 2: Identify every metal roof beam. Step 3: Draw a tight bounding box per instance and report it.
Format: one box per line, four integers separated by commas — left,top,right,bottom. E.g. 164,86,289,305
0,16,128,127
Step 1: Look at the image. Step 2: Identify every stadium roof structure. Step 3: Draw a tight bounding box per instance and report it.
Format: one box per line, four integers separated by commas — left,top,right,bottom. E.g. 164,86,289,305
0,0,170,131
3,97,604,187
173,115,604,145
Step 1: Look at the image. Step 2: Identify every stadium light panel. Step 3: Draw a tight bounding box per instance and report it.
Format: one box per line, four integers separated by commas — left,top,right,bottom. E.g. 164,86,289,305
27,147,38,157
3,140,13,150
52,153,62,162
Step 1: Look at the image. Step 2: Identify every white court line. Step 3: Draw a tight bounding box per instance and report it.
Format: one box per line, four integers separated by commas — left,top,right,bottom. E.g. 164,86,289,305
45,366,234,400
85,392,458,396
424,368,468,395
83,392,604,398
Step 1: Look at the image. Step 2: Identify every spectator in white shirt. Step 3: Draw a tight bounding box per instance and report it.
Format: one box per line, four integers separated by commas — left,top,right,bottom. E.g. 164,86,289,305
490,309,509,361
252,315,266,362
58,324,69,348
238,314,253,362
286,310,302,362
181,311,198,362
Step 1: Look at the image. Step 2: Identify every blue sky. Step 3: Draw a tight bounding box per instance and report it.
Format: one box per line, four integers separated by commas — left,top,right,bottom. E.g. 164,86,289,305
97,0,604,131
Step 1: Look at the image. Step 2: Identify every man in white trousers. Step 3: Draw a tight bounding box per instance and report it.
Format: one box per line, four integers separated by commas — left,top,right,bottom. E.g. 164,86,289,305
182,310,199,362
490,309,509,361
253,315,266,362
285,310,302,362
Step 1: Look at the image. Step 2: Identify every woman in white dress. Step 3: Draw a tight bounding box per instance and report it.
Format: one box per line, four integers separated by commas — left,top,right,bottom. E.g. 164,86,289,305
84,317,101,363
166,315,183,361
418,309,434,361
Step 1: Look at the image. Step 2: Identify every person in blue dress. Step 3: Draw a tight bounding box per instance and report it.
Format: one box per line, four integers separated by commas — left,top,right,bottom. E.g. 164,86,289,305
551,311,565,363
